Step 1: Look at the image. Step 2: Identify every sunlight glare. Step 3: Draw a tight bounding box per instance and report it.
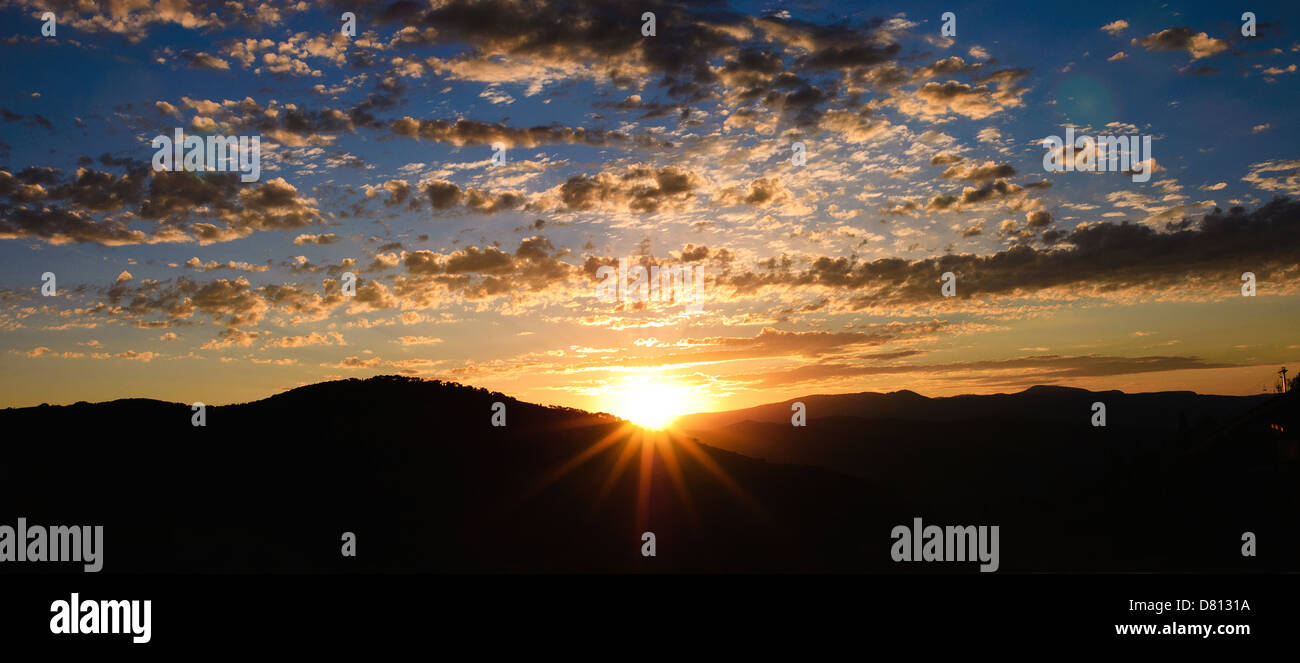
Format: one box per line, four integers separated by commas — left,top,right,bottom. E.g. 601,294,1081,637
610,379,696,430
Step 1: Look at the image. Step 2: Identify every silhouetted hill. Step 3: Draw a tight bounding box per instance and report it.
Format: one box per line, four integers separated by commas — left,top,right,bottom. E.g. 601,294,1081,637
676,385,1268,431
676,385,1297,572
0,377,1294,573
0,376,894,573
676,386,1272,486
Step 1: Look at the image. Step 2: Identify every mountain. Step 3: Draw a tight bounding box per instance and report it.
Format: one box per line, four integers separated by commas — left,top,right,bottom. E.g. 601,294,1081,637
674,386,1273,490
676,385,1297,572
0,377,1294,573
0,376,895,573
676,385,1269,431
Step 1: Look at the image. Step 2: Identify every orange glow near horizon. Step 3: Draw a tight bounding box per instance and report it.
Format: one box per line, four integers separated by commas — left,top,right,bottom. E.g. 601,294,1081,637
602,376,704,430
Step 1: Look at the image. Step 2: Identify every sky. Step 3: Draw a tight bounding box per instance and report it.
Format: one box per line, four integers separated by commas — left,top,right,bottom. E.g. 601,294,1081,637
0,0,1298,416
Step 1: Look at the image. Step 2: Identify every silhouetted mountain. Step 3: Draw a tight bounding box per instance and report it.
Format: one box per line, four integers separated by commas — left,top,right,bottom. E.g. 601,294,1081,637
677,385,1297,571
0,376,895,573
0,377,1294,573
676,385,1268,431
676,386,1273,488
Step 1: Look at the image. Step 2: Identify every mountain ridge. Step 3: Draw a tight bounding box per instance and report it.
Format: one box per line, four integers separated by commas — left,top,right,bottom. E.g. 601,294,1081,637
1,376,1293,573
675,384,1269,431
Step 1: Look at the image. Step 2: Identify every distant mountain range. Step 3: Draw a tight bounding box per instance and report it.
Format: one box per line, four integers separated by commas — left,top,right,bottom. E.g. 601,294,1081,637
675,386,1273,485
0,377,1294,573
677,385,1269,431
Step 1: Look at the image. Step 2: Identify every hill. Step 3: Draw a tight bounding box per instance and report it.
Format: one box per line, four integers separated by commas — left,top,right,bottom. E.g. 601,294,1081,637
0,376,893,573
675,385,1269,431
0,377,1294,573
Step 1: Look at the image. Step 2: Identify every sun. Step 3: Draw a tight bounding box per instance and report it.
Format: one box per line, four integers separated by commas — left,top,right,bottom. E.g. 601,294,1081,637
607,378,697,430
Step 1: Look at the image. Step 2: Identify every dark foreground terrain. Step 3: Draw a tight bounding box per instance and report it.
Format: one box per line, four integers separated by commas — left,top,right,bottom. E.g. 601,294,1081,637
1,376,1295,573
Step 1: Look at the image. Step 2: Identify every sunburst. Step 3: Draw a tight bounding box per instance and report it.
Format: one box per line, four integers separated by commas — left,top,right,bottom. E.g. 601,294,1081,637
522,379,761,535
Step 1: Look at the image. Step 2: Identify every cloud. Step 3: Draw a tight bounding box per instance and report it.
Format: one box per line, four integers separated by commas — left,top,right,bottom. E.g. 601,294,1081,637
1137,27,1228,60
201,328,263,350
397,236,578,305
112,350,158,362
421,179,526,214
719,177,794,208
396,336,444,346
183,257,271,273
0,108,53,131
542,165,701,214
940,160,1016,181
9,0,295,40
1025,210,1052,228
508,325,948,376
111,276,271,328
379,180,412,206
1242,160,1300,195
0,165,323,246
651,324,945,365
294,233,338,245
893,69,1029,120
1101,20,1129,37
927,178,1028,211
736,353,1236,389
721,199,1300,308
0,205,186,246
266,332,346,348
183,51,231,71
322,356,383,369
390,117,666,148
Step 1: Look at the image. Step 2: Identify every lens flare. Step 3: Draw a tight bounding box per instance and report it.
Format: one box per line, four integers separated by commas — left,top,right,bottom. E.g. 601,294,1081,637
607,378,696,429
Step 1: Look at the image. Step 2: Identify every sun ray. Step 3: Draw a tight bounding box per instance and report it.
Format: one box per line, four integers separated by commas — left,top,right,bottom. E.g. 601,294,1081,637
654,429,700,528
591,429,643,515
634,428,656,533
671,432,767,519
521,424,630,502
